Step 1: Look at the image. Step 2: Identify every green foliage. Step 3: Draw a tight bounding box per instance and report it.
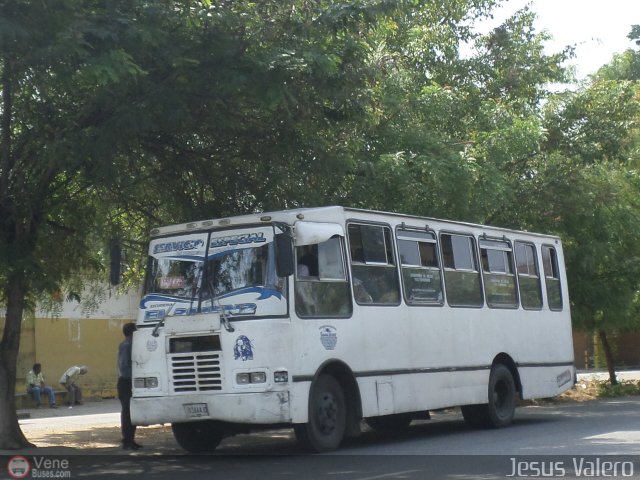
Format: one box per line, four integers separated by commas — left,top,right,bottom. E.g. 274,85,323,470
597,380,640,398
0,0,639,394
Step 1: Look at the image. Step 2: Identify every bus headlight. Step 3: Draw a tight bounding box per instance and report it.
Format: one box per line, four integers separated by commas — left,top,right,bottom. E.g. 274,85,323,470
236,371,267,385
134,377,158,388
250,372,267,384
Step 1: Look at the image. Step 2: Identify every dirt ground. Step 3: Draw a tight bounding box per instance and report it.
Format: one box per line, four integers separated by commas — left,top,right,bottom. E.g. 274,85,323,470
16,399,178,452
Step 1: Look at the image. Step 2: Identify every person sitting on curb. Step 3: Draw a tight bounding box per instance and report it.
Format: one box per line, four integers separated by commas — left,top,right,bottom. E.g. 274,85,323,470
26,363,58,408
59,365,88,408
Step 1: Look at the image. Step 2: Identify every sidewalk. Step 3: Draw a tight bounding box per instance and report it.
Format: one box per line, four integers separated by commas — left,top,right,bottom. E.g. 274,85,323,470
14,398,181,455
18,398,120,420
576,369,640,382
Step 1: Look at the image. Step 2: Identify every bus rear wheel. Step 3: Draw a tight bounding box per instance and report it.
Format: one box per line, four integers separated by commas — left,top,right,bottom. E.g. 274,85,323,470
461,363,516,429
171,420,225,453
294,374,346,452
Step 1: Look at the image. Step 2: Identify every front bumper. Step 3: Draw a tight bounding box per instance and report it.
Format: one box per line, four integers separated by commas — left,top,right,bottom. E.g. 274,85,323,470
131,391,291,426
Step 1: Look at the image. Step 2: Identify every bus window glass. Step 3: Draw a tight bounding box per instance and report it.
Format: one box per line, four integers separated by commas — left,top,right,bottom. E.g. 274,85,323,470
359,225,388,264
440,234,483,307
480,240,517,309
318,237,346,280
514,242,542,310
348,224,400,305
398,231,443,305
542,245,563,310
295,237,352,318
398,239,421,266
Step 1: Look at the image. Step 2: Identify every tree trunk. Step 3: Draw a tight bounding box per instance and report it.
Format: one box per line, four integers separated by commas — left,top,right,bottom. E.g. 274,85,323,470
598,329,618,386
0,273,34,449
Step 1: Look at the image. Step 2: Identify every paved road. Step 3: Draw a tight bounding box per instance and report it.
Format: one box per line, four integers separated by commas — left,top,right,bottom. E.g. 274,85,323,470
4,396,640,479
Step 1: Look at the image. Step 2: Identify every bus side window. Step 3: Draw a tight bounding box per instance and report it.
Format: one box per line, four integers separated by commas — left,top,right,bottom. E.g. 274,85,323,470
348,224,400,305
397,230,443,305
440,233,483,307
295,237,352,318
479,239,517,309
542,245,563,311
514,242,542,310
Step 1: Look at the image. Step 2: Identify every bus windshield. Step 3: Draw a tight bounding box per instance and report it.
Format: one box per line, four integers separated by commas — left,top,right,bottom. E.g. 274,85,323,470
146,257,203,301
142,228,287,321
203,243,273,299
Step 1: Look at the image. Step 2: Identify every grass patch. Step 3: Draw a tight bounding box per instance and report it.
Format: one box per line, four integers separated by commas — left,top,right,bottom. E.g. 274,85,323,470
522,378,640,405
559,379,640,402
596,379,640,398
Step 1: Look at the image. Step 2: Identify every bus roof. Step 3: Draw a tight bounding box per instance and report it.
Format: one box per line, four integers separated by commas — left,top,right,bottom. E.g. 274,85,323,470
150,206,561,242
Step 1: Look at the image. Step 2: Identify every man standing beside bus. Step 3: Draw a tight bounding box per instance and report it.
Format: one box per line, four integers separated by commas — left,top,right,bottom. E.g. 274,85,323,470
118,322,142,450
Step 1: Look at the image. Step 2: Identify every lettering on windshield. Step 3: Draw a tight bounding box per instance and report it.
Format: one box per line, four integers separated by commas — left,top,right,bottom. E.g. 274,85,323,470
153,239,205,254
211,232,266,248
144,303,257,321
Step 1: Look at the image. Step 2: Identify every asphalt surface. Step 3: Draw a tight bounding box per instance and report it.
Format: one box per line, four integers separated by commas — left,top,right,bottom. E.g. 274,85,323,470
5,369,640,456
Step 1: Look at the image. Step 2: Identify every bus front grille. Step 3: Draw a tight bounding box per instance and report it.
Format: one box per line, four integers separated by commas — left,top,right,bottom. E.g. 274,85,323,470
170,353,222,392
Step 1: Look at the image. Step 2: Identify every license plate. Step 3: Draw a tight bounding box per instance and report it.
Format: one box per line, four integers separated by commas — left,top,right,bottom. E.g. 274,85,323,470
184,403,209,418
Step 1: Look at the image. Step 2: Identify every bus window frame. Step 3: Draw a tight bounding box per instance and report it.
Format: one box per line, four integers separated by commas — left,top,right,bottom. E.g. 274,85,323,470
541,243,564,312
514,240,543,311
294,236,353,319
395,226,445,307
439,230,484,309
347,220,401,307
479,237,519,310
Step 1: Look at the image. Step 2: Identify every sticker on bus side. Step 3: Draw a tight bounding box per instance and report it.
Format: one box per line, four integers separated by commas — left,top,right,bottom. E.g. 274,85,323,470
320,326,338,350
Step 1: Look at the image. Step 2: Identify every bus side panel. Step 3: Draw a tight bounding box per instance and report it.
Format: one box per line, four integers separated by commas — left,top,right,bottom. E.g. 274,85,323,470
518,365,574,400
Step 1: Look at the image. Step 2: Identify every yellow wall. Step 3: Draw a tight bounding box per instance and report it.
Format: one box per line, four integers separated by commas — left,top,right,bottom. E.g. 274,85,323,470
32,317,130,398
8,286,139,399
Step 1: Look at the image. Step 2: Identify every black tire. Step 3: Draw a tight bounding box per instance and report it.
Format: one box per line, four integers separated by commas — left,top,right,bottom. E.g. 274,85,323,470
171,420,225,453
460,403,489,428
366,413,413,432
294,374,346,452
461,364,516,429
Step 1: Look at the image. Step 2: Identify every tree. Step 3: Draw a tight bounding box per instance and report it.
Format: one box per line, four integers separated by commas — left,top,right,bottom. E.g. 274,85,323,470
0,0,200,449
0,0,436,449
345,5,570,224
527,44,640,383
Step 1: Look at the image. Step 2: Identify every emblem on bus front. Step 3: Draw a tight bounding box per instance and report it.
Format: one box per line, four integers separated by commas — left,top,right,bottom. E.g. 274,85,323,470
146,339,158,352
320,326,338,350
234,335,254,361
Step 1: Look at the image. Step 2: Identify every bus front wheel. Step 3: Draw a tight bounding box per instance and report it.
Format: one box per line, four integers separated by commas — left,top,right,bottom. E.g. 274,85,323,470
171,420,225,453
294,374,346,452
461,363,516,429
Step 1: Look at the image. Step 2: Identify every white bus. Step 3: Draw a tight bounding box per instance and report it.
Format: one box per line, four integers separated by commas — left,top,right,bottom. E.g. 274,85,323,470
129,206,574,452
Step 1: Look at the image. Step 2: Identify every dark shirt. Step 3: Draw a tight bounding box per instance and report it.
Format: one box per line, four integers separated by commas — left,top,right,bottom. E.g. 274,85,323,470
118,337,133,379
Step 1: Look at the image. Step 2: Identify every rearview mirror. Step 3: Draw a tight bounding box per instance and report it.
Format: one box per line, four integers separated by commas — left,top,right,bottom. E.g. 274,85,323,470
275,232,294,277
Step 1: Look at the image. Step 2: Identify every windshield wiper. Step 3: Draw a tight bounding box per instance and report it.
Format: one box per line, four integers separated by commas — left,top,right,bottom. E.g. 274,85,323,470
205,279,234,332
151,308,168,337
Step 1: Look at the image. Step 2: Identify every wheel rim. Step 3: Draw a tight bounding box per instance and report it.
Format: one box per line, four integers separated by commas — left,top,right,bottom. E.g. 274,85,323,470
492,379,511,417
316,392,338,435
